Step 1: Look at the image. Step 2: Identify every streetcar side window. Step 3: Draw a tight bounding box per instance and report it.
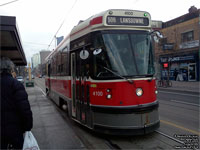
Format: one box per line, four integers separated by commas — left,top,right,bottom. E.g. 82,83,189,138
51,56,57,76
47,63,50,77
56,52,62,76
61,47,70,76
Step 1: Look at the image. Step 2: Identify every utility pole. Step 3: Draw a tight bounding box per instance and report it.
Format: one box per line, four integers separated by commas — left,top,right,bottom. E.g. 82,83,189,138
26,62,34,87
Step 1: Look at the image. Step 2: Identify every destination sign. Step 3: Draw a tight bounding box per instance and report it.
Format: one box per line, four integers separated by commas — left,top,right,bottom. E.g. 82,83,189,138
106,16,149,26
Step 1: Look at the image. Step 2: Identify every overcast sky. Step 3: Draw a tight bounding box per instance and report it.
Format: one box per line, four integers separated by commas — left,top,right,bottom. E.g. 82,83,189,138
0,0,199,64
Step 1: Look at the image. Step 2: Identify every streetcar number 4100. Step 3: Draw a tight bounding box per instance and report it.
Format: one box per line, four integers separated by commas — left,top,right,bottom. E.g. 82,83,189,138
93,91,103,96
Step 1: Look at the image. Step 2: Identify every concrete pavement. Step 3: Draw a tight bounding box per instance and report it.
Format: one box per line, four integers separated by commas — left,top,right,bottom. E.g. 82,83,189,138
26,86,85,149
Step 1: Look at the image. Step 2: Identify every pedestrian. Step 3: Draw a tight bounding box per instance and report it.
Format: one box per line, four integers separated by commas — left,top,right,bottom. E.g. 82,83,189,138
0,57,33,149
174,68,178,81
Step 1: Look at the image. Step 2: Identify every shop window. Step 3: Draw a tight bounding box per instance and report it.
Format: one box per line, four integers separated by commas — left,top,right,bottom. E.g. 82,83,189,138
181,31,194,43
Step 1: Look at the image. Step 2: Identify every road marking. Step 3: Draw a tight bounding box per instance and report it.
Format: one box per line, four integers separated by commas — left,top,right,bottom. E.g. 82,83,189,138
160,120,200,135
171,100,200,107
37,86,46,96
159,91,199,97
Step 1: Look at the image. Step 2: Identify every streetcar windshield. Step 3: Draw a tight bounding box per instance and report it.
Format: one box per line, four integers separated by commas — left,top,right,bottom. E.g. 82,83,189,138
92,30,155,79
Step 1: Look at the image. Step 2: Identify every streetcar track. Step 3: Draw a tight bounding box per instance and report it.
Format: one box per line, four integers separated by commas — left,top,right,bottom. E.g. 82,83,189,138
155,130,184,144
158,90,199,97
105,139,122,150
158,99,199,112
155,130,199,150
171,99,200,107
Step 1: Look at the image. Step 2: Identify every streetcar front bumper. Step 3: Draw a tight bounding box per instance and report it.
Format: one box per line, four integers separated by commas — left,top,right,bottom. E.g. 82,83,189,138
93,120,160,135
91,101,160,135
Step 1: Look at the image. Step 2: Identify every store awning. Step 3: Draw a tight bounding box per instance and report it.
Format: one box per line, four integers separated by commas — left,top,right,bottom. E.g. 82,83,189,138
0,16,27,66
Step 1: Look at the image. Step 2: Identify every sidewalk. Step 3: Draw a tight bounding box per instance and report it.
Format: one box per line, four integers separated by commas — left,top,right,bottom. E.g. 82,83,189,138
26,86,85,149
157,81,199,94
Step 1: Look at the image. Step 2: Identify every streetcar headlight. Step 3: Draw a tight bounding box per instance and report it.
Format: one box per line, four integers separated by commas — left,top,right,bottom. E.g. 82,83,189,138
155,90,158,94
136,88,143,96
106,94,112,99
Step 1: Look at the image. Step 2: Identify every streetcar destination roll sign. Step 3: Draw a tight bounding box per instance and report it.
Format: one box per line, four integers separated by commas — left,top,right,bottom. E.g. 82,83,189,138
106,16,149,26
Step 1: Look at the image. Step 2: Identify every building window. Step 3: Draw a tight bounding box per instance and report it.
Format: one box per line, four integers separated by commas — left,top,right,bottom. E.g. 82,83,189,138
181,31,194,43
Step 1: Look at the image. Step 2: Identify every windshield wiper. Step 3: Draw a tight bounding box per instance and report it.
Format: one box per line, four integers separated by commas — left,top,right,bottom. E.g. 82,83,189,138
101,66,133,84
124,74,154,82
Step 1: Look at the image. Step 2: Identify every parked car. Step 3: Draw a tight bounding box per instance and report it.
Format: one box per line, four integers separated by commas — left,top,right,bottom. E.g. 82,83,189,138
16,76,24,84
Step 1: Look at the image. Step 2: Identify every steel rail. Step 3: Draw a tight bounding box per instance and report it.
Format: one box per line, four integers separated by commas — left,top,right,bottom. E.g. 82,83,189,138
155,130,199,150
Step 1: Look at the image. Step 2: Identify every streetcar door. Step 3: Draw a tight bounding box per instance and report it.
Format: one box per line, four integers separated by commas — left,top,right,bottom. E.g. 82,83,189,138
79,61,87,124
79,49,90,125
71,53,76,118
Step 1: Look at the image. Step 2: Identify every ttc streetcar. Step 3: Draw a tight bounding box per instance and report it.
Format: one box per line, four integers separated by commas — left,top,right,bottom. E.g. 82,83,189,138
45,9,161,135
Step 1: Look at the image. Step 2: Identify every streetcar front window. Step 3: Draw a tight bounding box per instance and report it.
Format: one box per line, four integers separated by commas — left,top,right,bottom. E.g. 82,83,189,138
92,31,155,79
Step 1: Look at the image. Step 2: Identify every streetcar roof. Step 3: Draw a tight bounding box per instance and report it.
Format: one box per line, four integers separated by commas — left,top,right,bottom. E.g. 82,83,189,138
70,9,151,40
45,9,151,62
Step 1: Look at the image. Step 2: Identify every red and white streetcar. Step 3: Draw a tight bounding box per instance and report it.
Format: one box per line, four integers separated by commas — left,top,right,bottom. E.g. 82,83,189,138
45,9,161,135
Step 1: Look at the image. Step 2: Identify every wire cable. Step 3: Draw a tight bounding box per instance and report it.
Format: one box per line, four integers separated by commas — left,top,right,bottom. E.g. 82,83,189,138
0,0,20,7
47,0,78,50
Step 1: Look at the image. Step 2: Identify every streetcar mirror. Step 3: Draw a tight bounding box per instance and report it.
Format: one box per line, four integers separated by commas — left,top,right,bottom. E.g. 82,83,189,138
153,36,159,43
93,48,102,55
155,31,163,39
150,30,163,43
80,50,89,59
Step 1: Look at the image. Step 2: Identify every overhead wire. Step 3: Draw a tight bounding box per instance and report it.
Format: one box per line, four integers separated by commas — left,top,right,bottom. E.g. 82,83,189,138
47,0,78,50
0,0,20,7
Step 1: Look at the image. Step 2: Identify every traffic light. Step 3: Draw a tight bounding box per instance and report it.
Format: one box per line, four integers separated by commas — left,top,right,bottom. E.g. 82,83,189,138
163,63,168,68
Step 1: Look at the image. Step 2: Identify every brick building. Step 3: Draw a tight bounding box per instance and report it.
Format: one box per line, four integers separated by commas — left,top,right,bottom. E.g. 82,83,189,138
155,6,199,81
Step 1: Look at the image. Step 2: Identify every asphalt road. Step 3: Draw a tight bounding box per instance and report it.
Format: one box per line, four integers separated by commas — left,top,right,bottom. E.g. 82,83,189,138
32,77,199,149
157,89,199,145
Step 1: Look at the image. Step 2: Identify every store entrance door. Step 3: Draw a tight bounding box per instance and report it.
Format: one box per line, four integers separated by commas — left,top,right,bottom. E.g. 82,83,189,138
188,63,196,81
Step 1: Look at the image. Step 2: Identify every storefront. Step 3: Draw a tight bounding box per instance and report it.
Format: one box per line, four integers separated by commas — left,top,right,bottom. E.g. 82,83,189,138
159,53,199,81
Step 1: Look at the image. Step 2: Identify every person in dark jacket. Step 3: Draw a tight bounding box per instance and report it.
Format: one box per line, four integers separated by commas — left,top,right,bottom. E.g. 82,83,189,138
174,68,178,81
0,57,33,149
